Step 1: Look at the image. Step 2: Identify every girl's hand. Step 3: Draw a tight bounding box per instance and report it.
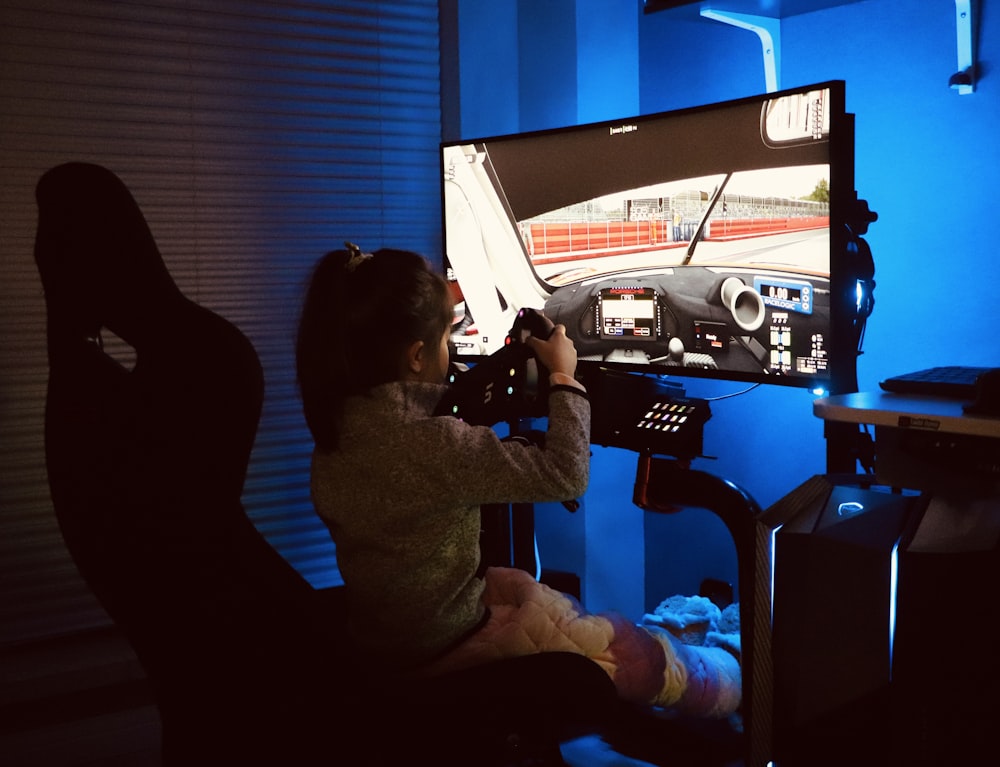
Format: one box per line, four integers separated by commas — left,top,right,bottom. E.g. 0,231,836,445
525,324,577,379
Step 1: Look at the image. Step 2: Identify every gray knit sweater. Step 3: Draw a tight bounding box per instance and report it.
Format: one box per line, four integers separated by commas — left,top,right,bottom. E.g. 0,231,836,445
311,379,590,669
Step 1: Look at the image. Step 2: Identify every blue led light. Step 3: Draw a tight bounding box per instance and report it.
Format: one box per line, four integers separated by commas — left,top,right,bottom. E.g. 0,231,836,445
836,501,864,517
889,541,900,677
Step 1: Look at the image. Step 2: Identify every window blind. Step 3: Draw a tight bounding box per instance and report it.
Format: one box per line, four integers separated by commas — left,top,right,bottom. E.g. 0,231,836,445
0,0,443,644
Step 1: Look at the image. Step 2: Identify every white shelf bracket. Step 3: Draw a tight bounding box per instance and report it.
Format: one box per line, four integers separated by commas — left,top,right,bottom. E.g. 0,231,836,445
700,9,780,93
951,0,976,94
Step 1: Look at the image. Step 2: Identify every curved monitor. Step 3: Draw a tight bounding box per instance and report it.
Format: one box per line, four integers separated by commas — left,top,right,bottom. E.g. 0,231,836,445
442,81,860,394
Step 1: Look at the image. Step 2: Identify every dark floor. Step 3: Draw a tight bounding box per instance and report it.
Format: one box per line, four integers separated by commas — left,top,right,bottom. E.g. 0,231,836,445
0,629,161,766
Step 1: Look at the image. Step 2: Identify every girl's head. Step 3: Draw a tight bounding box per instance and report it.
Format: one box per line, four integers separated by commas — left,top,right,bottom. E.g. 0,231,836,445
296,246,453,450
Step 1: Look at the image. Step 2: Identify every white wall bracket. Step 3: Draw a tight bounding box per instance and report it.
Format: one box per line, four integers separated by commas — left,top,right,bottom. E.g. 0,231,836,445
700,9,780,93
951,0,976,95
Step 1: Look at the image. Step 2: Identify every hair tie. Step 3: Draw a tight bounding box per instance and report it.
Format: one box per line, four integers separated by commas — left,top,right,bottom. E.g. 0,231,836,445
344,241,371,272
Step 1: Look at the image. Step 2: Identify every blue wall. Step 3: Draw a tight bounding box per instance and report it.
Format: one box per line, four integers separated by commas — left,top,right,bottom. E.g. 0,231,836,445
448,0,1000,618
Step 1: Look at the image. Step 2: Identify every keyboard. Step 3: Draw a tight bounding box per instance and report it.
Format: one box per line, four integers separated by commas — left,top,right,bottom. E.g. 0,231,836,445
879,366,993,400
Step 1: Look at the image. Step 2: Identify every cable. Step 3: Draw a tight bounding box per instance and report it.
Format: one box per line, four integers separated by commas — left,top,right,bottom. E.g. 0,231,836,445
703,382,761,401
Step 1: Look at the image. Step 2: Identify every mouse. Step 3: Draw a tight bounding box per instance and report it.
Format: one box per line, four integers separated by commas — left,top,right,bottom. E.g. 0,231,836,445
963,368,1000,416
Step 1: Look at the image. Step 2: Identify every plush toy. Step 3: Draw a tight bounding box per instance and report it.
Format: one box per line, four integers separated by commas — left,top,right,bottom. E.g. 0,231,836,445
642,594,743,726
643,594,741,656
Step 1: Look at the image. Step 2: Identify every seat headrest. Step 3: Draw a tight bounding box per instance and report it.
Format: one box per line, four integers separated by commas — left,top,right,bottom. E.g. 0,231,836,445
34,162,181,344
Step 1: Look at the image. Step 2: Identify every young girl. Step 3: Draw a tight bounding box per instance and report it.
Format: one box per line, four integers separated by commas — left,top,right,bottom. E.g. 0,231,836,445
296,246,740,717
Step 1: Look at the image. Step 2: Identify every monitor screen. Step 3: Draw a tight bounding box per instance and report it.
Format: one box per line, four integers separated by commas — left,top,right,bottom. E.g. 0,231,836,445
441,81,858,393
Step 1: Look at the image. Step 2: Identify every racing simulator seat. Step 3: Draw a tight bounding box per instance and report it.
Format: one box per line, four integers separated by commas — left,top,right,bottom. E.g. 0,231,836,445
34,162,618,766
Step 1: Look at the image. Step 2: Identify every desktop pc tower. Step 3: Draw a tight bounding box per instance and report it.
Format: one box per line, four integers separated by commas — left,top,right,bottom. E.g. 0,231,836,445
762,473,1000,766
759,474,921,765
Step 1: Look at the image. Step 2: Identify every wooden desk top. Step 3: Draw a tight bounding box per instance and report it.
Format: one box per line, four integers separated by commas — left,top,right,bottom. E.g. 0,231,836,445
814,391,1000,439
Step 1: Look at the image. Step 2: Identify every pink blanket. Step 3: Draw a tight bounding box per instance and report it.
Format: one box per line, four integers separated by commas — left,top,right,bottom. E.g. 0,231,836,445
420,567,741,719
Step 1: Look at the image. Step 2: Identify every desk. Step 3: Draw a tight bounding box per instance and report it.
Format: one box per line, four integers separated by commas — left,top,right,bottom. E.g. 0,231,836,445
814,390,1000,492
814,390,1000,439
